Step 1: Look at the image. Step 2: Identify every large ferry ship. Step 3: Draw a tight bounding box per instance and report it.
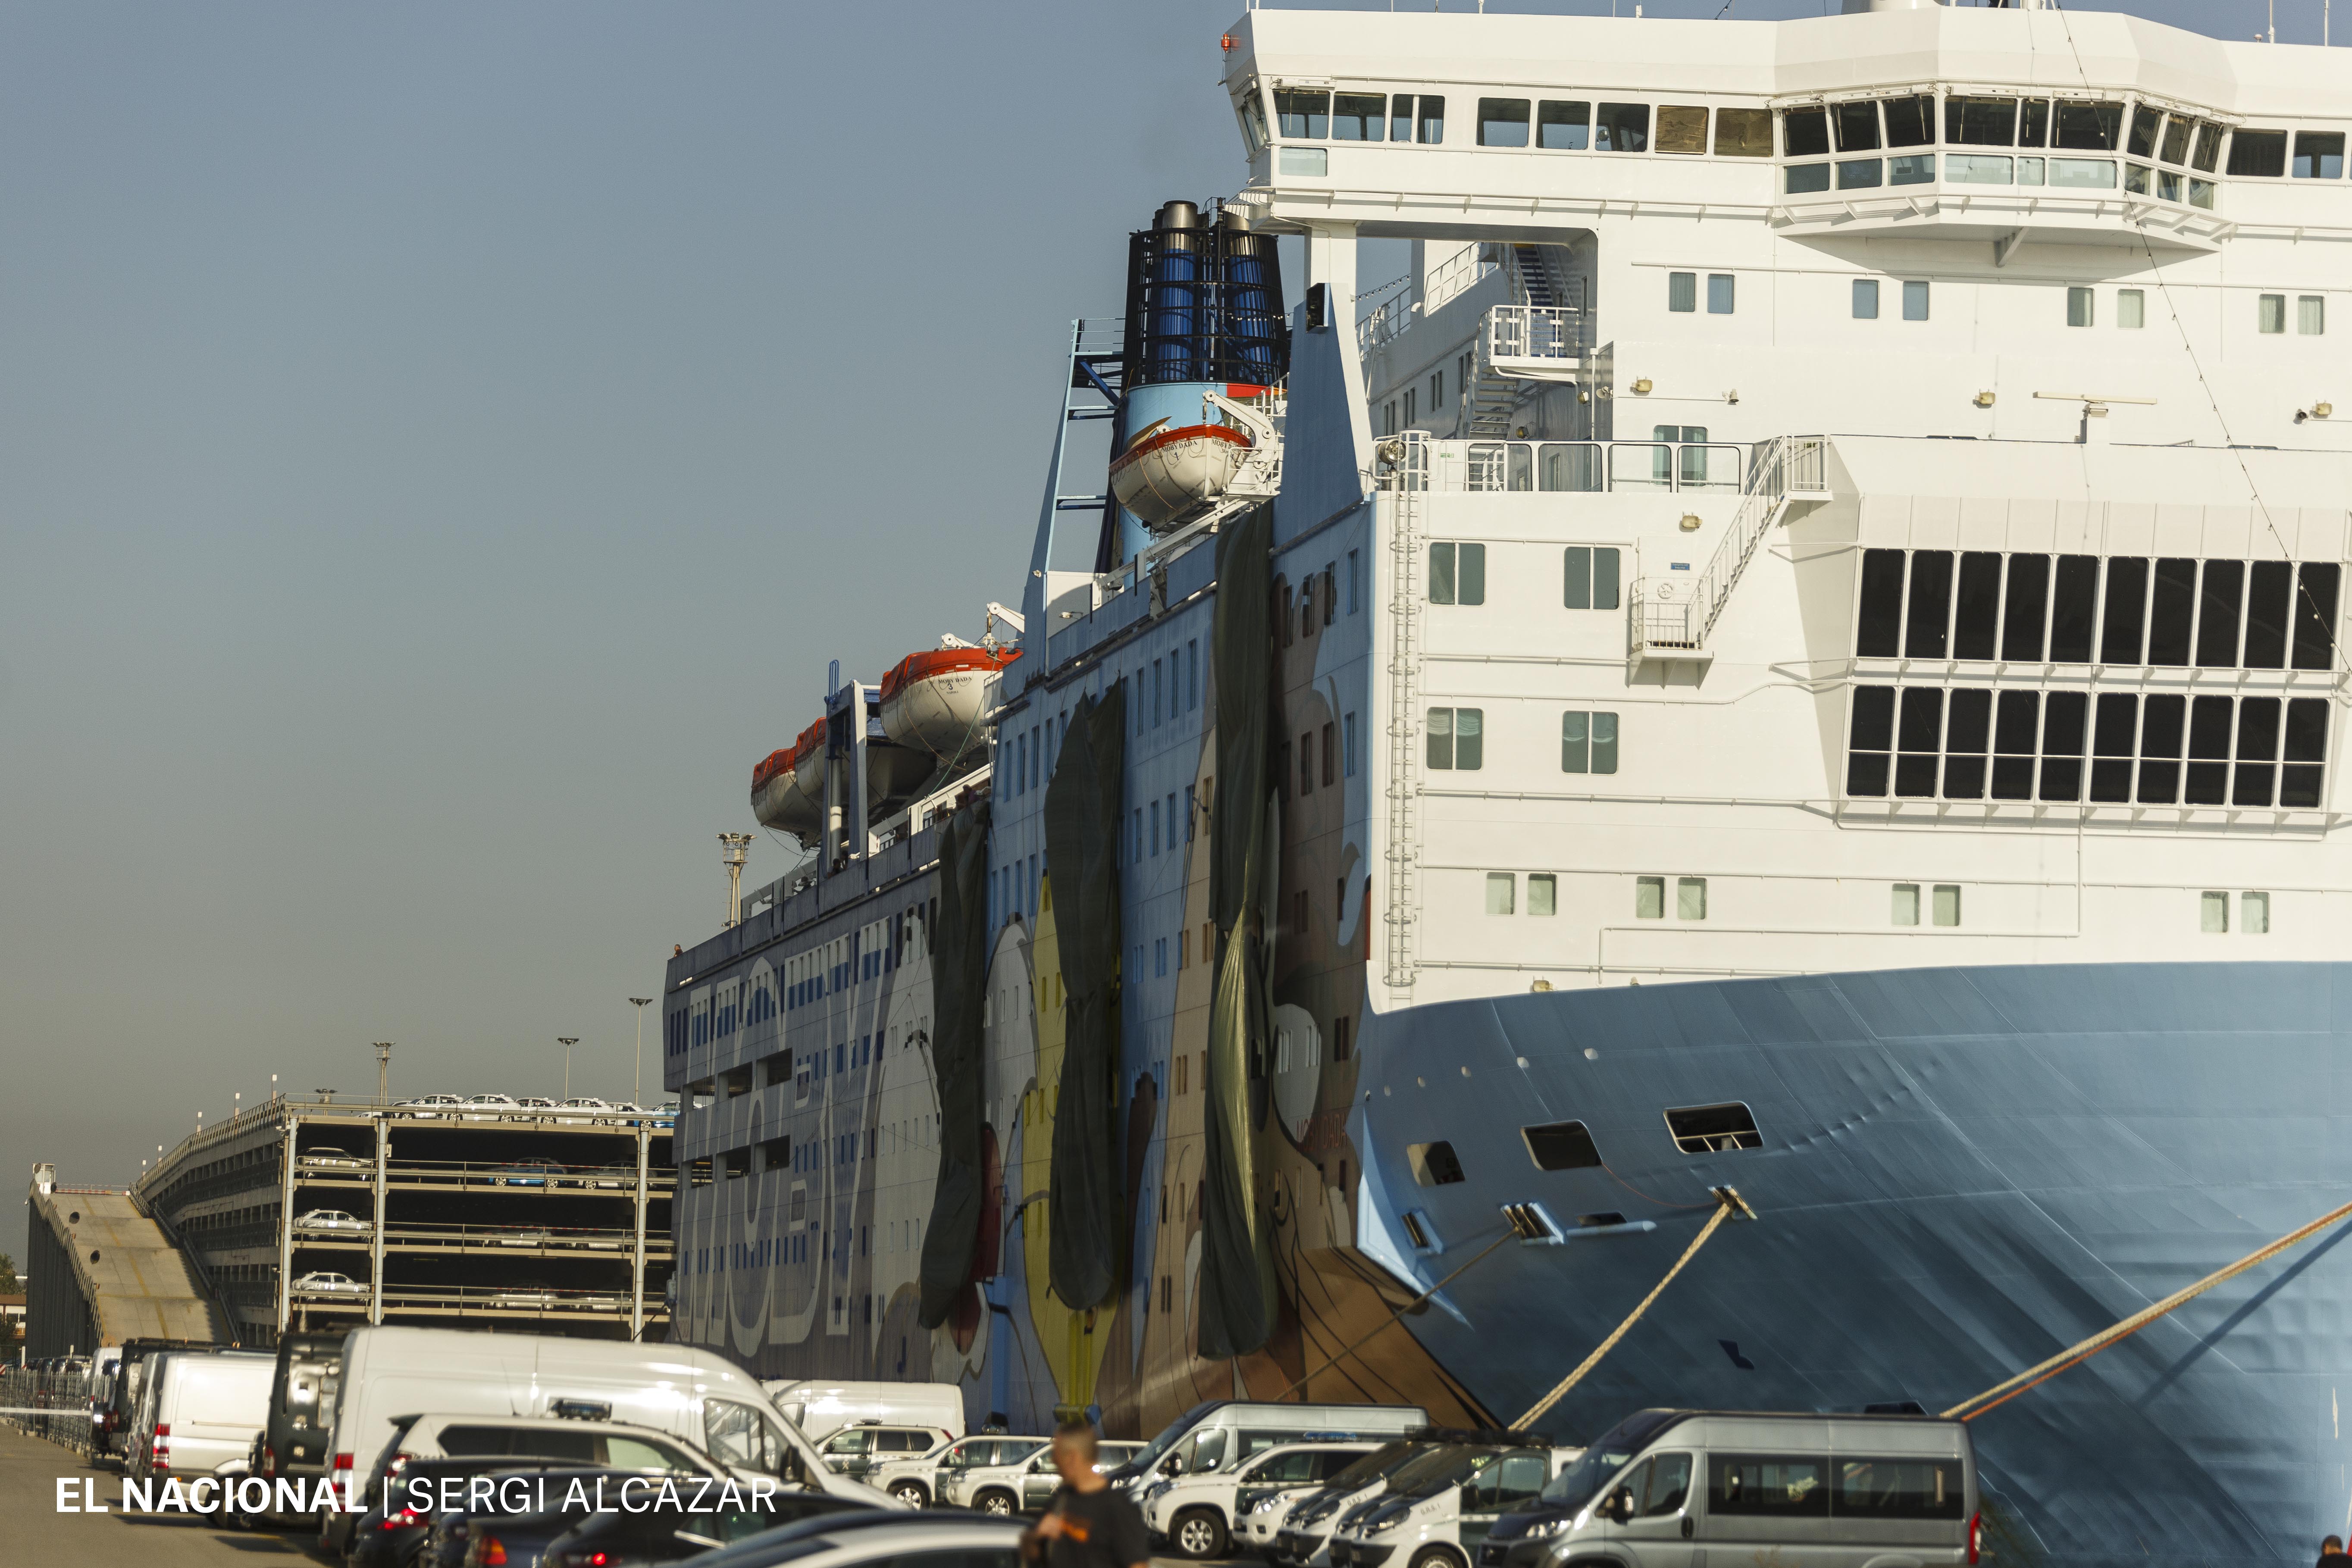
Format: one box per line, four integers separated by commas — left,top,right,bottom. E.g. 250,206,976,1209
664,3,2352,1562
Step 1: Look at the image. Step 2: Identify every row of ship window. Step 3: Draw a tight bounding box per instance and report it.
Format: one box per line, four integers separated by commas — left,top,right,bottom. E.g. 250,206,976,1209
1854,549,2341,671
1846,686,2329,809
1425,707,1620,775
1409,1103,1766,1197
1485,874,1970,927
1255,82,2341,207
1663,272,2321,334
1428,542,1625,608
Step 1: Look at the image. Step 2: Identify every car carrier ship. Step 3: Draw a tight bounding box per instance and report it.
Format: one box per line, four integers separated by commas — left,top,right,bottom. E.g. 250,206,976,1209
662,3,2352,1563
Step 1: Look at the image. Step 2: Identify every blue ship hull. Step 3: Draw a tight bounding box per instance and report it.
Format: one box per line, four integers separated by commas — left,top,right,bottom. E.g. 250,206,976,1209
1355,961,2352,1568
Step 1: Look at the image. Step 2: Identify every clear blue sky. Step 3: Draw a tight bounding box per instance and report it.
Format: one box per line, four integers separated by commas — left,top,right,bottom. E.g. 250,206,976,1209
0,0,2282,1262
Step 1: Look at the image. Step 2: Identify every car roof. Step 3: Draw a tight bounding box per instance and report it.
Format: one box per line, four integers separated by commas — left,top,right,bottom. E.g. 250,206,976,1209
410,1412,693,1437
687,1509,1026,1565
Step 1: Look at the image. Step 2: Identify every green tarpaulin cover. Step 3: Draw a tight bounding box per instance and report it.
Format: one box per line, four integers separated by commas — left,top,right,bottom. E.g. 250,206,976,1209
918,800,993,1329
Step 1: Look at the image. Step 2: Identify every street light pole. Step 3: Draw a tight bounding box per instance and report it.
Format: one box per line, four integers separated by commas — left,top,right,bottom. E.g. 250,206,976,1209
374,1042,393,1106
628,999,654,1108
559,1038,580,1102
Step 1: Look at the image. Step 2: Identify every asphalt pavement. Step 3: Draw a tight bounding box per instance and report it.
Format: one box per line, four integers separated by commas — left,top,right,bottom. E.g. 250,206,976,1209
0,1425,313,1564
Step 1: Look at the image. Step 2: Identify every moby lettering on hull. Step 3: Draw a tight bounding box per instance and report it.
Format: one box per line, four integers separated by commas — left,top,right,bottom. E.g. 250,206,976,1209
668,7,2352,1567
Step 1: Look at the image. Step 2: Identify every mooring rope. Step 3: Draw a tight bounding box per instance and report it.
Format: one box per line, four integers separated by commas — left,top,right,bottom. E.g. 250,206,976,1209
1511,1186,1754,1431
1945,1198,2352,1422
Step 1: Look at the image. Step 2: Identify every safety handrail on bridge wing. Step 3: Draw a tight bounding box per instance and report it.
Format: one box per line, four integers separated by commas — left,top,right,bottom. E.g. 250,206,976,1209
1629,435,1827,657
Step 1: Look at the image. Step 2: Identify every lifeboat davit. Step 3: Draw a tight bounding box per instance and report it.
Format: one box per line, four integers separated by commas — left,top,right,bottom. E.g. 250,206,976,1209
880,645,1021,763
1108,408,1256,531
752,720,826,845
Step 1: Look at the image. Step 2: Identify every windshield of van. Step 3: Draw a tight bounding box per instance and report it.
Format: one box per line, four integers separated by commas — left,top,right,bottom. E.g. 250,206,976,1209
1128,1401,1219,1472
1325,1441,1416,1491
1392,1446,1498,1498
1539,1410,1685,1512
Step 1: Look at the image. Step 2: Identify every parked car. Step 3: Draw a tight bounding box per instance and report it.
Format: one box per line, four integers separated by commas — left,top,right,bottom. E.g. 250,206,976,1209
347,1458,595,1568
1325,1437,1579,1568
299,1145,369,1169
254,1332,342,1523
1480,1408,1977,1568
1112,1399,1430,1504
126,1349,276,1486
292,1208,371,1234
1023,1439,1143,1510
933,1438,1054,1515
1143,1439,1381,1557
871,1432,1042,1509
557,1096,614,1123
493,1159,564,1187
400,1094,465,1117
539,1487,864,1565
317,1325,894,1559
813,1422,954,1482
459,1093,521,1120
615,1508,1026,1568
292,1271,366,1296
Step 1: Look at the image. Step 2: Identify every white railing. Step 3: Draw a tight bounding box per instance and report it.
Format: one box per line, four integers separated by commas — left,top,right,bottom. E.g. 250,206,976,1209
1381,439,1747,495
1629,435,1829,656
1424,243,1500,314
1485,304,1590,363
1357,292,1416,354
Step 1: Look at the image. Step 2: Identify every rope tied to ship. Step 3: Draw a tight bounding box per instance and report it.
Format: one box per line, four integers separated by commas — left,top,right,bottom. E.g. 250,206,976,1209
1510,1185,1756,1432
1943,1197,2352,1423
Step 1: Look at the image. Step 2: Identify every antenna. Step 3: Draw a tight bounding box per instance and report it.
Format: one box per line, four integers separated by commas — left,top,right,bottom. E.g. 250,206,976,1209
720,833,753,927
374,1042,393,1105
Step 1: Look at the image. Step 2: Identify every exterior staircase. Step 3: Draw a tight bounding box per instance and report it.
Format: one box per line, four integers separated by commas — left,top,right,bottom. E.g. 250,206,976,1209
1627,435,1833,670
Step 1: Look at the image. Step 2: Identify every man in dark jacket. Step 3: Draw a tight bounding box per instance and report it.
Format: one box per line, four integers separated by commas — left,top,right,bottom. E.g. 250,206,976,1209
1024,1419,1148,1568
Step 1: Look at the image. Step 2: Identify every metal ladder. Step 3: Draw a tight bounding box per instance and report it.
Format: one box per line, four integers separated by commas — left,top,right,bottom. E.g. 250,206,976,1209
1380,432,1430,993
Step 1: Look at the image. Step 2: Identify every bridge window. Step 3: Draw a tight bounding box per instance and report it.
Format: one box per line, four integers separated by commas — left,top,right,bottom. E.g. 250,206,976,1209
1783,107,1829,157
2019,99,2051,146
2294,131,2344,179
1881,95,1933,148
1833,100,1880,152
1656,105,1707,155
2191,122,2225,171
1539,100,1590,150
2161,116,2193,166
2230,129,2287,177
1596,102,1649,153
1406,94,1445,144
1715,107,1772,156
2054,100,2123,151
1945,96,2017,146
1479,97,1531,148
1332,92,1385,141
1275,89,1328,140
2127,104,2164,159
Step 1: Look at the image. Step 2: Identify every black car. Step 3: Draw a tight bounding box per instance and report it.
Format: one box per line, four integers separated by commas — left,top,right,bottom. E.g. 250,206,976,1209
536,1488,864,1566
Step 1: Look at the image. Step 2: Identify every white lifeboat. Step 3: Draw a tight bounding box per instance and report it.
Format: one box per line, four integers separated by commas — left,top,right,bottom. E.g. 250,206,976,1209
751,720,826,845
880,646,1021,762
1109,416,1252,531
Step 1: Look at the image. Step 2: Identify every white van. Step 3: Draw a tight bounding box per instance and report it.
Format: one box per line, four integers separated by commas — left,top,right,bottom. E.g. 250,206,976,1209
1477,1408,1980,1568
1144,1440,1381,1559
1328,1440,1580,1568
1113,1399,1430,1503
761,1380,965,1442
128,1349,277,1488
1278,1440,1480,1567
319,1327,893,1555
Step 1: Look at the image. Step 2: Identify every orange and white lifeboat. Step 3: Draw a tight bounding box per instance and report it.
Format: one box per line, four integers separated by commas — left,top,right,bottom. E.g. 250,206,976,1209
749,720,826,845
880,645,1021,762
1108,410,1254,531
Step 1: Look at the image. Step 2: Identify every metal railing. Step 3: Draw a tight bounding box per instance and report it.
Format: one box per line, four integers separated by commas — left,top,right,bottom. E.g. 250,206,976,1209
1392,439,1748,494
1630,435,1829,656
1485,304,1590,363
0,1366,100,1452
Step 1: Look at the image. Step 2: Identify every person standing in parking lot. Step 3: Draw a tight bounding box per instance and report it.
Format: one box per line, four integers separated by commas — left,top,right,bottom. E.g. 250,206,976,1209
1023,1420,1148,1568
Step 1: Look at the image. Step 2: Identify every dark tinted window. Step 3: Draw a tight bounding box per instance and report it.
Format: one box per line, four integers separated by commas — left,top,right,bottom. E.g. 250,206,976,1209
1711,1455,1829,1517
1411,1142,1466,1185
2139,694,2185,803
2245,561,2293,668
1945,96,2016,146
1479,98,1531,148
2126,105,2163,159
1596,103,1649,152
1953,553,2001,660
2040,690,2088,801
2002,555,2049,660
1856,549,1906,657
2090,694,2137,801
2230,129,2287,177
1833,101,1881,152
2018,99,2051,147
1782,109,1829,157
2054,101,2123,150
1523,1121,1603,1171
2049,555,2098,662
2292,563,2339,670
1881,96,1933,148
436,1426,515,1456
2294,131,2345,178
1835,1458,1965,1520
2196,560,2244,667
2149,558,2196,664
1903,551,1953,657
1895,688,1943,797
2100,557,2147,663
1540,100,1591,150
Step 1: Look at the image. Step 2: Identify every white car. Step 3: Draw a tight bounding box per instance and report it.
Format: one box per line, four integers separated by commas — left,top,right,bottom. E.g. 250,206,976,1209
1146,1441,1382,1559
399,1095,463,1118
558,1096,614,1123
460,1093,521,1120
298,1146,369,1170
1326,1442,1577,1568
929,1437,1053,1515
292,1209,371,1234
291,1271,366,1296
874,1433,1049,1509
515,1096,557,1112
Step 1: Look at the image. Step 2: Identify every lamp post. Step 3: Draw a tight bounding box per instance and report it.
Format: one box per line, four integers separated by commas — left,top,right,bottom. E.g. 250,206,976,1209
559,1038,580,1103
375,1042,393,1105
629,999,654,1108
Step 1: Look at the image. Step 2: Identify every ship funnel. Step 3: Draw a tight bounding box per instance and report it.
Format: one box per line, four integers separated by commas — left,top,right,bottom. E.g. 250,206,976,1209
1155,200,1200,232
